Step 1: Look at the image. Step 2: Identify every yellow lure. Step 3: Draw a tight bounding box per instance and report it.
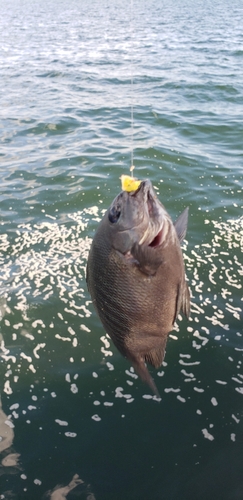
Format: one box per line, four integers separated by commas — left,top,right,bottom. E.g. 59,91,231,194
120,174,141,192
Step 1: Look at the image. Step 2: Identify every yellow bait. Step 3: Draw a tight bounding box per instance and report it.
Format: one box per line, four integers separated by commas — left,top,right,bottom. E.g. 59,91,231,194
120,174,141,193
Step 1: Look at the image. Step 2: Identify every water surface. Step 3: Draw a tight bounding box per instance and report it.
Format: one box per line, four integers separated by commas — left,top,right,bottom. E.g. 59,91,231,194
0,0,243,498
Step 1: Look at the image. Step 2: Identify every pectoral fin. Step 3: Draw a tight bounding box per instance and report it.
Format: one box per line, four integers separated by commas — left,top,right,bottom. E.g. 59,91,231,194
174,281,191,323
174,207,189,243
131,242,163,276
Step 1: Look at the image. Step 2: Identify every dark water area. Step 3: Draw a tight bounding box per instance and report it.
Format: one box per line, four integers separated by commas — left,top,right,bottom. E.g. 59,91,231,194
0,0,243,498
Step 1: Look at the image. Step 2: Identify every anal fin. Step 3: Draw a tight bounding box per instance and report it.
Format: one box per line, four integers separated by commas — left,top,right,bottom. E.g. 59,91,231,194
144,340,167,369
130,354,161,398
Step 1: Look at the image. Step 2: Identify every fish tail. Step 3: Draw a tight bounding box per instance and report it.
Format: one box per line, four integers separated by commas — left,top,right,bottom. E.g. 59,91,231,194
131,356,161,399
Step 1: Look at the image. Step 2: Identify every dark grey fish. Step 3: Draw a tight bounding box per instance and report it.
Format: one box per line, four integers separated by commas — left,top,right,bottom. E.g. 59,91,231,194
86,180,190,396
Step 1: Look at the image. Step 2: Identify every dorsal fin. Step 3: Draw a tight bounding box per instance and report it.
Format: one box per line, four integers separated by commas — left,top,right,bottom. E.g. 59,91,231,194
181,282,191,318
174,207,189,243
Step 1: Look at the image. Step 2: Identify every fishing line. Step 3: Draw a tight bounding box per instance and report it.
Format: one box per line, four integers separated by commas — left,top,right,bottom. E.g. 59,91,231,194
130,0,135,177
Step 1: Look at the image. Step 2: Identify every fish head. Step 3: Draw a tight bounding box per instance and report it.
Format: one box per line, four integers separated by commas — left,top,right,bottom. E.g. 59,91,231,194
106,179,171,254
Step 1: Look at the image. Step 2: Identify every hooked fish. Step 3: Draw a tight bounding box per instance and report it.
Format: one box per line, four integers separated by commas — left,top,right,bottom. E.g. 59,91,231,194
86,179,190,396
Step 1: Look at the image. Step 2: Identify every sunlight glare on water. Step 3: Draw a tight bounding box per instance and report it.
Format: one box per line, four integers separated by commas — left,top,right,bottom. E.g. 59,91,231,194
0,0,243,498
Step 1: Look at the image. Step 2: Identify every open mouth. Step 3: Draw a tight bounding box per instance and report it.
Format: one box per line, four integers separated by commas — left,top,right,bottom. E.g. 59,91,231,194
146,189,164,248
136,182,165,248
146,189,155,215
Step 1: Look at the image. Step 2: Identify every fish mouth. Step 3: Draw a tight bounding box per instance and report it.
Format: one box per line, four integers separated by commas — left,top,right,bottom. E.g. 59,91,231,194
137,181,166,247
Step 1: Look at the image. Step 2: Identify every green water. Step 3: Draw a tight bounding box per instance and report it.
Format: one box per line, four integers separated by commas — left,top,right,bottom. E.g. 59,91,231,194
0,0,243,498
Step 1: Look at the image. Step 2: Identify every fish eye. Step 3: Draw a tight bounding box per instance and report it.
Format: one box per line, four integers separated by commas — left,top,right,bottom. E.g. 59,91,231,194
108,205,121,223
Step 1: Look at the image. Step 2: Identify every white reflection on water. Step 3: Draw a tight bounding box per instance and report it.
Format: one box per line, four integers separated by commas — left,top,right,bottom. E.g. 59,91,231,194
0,396,20,469
0,209,242,450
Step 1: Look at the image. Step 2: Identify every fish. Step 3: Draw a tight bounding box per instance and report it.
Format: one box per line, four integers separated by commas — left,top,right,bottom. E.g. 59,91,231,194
86,179,190,397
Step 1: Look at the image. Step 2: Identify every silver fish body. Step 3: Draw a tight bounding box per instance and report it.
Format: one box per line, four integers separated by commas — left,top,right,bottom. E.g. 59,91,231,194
86,180,190,396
